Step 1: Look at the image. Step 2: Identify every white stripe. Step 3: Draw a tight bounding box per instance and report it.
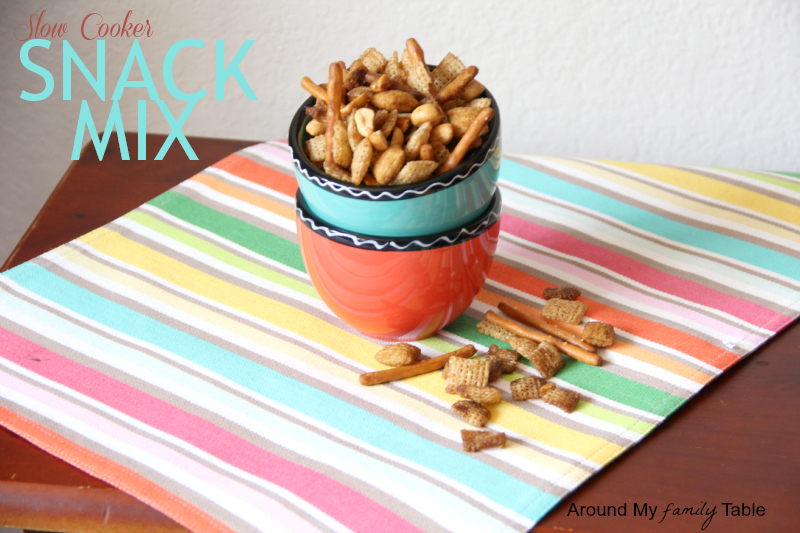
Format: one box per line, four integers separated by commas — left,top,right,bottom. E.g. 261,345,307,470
175,179,296,232
202,165,295,205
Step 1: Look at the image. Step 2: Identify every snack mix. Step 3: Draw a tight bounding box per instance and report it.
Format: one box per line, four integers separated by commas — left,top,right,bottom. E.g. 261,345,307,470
301,39,494,186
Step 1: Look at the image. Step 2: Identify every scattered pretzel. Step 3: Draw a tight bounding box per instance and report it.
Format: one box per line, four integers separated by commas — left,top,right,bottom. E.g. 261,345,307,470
437,108,494,175
485,311,601,366
498,301,596,353
359,345,476,386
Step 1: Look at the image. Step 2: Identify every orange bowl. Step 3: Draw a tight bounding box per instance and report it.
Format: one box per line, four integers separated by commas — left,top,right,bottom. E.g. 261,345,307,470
296,190,502,341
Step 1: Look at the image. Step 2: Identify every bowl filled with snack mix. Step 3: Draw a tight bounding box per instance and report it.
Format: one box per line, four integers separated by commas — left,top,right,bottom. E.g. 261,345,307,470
295,186,502,341
288,39,501,239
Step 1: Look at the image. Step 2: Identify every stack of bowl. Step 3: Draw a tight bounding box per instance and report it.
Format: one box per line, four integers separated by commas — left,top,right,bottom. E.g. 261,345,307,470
288,89,502,342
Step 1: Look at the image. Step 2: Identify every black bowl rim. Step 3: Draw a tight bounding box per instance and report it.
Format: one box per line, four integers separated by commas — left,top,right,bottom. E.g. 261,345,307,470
296,188,502,251
288,85,501,202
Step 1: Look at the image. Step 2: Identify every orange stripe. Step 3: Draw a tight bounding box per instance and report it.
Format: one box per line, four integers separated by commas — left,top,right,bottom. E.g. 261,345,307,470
488,262,740,370
213,154,298,197
0,405,233,533
477,290,715,385
192,173,295,220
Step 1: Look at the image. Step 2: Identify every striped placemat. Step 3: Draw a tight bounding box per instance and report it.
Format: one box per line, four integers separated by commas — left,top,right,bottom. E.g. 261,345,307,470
1,142,798,533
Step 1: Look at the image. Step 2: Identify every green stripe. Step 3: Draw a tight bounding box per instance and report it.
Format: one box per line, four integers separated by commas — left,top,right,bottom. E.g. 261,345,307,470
445,315,683,417
717,169,800,194
125,210,318,299
146,191,306,272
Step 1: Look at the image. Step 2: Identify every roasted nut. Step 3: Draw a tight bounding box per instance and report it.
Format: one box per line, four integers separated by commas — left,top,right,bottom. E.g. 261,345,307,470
306,119,327,137
354,108,375,138
371,90,420,112
374,343,421,367
419,143,434,161
411,103,442,127
430,123,454,145
368,130,389,151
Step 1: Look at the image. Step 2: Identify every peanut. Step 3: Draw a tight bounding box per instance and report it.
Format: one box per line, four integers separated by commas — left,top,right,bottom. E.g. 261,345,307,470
430,123,453,145
371,90,419,112
354,108,375,138
411,103,442,127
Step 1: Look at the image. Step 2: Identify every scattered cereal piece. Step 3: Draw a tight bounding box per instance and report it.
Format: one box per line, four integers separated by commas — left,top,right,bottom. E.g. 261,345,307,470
487,344,519,374
582,322,615,348
455,384,502,405
390,160,439,185
542,386,581,414
451,400,491,427
510,375,550,401
486,357,504,382
524,341,565,379
445,357,490,394
541,298,588,325
543,286,582,300
461,429,506,452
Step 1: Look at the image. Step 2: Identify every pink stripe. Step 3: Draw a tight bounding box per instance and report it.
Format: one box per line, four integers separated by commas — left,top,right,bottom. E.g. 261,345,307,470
498,238,761,343
250,142,292,164
0,328,423,533
501,214,788,330
0,366,320,532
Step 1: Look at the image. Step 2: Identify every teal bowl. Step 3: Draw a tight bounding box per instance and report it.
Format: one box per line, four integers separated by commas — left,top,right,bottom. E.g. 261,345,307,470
288,88,501,238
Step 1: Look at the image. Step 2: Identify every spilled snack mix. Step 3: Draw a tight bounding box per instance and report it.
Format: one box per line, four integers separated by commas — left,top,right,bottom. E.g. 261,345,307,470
444,356,490,394
451,400,491,427
543,286,582,301
461,430,507,452
301,39,494,186
582,322,615,348
541,298,588,325
374,343,421,367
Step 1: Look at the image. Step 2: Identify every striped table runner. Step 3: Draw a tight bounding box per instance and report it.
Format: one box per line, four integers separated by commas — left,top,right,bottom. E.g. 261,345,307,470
1,142,798,533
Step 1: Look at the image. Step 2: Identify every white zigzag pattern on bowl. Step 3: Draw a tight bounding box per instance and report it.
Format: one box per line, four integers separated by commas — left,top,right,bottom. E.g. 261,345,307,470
291,134,500,201
296,207,501,251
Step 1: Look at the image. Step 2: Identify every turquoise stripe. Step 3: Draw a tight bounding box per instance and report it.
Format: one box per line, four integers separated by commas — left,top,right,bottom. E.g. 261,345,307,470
0,285,523,531
3,265,558,520
498,185,800,302
501,159,800,281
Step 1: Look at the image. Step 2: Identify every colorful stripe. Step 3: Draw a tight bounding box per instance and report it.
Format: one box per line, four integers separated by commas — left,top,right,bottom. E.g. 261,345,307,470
1,143,797,532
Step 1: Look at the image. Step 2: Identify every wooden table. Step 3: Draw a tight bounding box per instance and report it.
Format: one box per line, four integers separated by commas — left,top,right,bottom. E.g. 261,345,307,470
2,134,798,533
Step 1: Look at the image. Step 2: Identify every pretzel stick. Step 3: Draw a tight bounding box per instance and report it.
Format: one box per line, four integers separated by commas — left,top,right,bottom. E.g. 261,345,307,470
324,63,344,166
364,72,424,99
498,301,596,353
359,345,476,386
485,311,602,366
301,77,328,103
437,107,494,175
340,92,369,117
436,65,478,104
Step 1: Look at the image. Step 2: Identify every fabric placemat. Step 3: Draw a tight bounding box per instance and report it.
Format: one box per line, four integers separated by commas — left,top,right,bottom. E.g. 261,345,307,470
1,142,798,533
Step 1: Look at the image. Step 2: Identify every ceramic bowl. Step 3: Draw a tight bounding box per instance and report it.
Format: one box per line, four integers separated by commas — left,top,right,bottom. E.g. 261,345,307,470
296,189,502,341
288,88,501,238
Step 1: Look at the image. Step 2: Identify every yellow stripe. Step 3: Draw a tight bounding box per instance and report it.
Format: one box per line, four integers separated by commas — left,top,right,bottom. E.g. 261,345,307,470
64,242,593,482
595,160,800,229
77,228,619,465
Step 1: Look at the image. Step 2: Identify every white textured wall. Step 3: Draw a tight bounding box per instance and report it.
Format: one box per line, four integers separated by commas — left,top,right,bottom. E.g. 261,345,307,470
1,0,798,262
